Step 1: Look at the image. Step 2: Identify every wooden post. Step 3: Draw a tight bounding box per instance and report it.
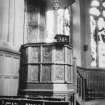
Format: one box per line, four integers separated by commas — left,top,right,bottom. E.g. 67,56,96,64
73,57,77,105
73,57,77,93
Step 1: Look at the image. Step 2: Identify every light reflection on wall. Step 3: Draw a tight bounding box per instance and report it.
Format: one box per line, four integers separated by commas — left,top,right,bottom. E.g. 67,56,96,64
46,7,71,43
57,9,64,35
46,10,55,43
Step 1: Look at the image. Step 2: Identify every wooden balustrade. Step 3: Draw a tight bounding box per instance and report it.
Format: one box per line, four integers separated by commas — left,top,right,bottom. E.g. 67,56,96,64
77,70,86,100
76,67,105,100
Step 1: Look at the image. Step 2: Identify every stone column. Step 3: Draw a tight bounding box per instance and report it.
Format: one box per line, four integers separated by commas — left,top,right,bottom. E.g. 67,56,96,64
0,0,9,43
14,0,24,50
0,0,24,51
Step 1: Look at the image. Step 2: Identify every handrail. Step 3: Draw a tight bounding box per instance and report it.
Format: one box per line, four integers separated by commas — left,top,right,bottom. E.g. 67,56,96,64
77,66,105,71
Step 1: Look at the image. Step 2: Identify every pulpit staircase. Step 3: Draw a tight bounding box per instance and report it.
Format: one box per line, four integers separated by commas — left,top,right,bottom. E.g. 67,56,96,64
75,66,105,105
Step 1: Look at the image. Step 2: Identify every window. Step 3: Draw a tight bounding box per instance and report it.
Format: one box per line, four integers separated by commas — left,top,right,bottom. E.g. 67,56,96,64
90,0,105,67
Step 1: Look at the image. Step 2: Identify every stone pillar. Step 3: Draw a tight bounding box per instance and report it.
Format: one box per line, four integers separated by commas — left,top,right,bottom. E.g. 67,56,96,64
0,0,9,42
72,0,81,66
14,0,24,50
0,0,24,51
